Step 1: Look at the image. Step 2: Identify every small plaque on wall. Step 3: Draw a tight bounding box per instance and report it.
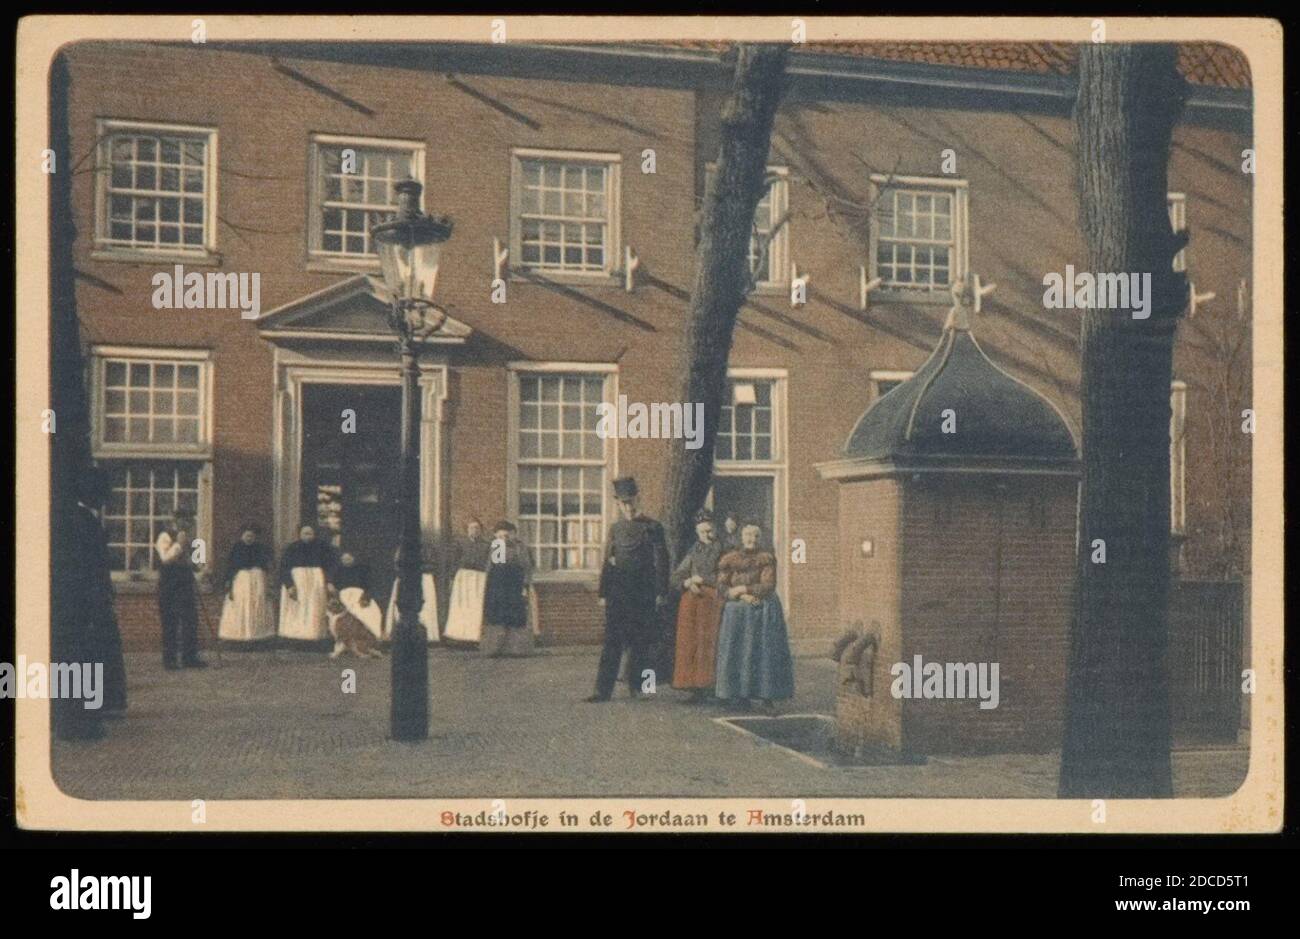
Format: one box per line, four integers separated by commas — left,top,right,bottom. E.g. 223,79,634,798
860,538,875,558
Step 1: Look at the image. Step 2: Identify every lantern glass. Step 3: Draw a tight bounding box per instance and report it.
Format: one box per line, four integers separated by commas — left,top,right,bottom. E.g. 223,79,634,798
377,235,442,306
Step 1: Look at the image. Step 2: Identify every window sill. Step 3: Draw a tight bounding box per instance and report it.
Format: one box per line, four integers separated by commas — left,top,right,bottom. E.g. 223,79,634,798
91,248,222,267
112,577,219,594
94,447,212,461
111,577,158,594
113,574,219,587
714,458,783,469
510,269,622,290
305,256,382,275
869,288,956,306
749,283,790,298
531,571,600,588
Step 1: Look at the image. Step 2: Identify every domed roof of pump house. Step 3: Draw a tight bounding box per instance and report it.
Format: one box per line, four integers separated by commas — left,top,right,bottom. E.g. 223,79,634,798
843,281,1077,466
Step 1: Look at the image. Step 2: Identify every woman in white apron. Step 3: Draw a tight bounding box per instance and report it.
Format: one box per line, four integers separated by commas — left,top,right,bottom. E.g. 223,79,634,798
278,525,335,641
443,519,490,644
384,543,439,642
333,550,383,638
218,524,275,641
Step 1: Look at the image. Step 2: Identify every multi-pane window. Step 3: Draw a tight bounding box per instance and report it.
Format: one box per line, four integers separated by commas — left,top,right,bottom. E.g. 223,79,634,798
310,138,423,258
97,122,214,254
514,153,618,274
92,350,211,577
1168,193,1188,273
102,462,201,574
716,379,774,462
872,177,968,294
100,358,205,448
515,373,609,572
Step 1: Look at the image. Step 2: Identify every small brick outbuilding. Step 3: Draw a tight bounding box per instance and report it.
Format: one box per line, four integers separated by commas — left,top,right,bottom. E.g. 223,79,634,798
817,286,1080,756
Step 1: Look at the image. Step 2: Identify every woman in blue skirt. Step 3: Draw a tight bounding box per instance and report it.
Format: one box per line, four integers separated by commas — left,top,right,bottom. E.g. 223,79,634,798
714,522,794,712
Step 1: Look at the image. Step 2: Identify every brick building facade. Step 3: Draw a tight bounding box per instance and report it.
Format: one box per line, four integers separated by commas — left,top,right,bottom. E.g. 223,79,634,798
57,40,1253,652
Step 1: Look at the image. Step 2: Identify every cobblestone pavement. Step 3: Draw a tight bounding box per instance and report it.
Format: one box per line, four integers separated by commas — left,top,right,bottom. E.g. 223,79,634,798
51,650,1250,801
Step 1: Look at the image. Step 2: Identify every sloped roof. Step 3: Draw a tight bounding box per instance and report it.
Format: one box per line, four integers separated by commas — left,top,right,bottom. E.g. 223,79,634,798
843,307,1077,465
661,41,1251,89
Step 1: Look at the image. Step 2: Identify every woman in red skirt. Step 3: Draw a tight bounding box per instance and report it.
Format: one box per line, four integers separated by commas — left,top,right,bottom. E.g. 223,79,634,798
671,509,726,703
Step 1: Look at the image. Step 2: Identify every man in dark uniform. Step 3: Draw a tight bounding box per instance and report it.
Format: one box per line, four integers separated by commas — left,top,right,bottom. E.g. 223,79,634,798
585,476,669,702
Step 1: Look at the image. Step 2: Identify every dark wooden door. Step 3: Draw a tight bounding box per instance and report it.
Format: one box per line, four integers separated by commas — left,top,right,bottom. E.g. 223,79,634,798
300,383,403,602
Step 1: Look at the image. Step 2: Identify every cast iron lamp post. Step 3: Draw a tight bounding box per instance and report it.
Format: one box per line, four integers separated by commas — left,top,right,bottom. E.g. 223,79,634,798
371,178,453,741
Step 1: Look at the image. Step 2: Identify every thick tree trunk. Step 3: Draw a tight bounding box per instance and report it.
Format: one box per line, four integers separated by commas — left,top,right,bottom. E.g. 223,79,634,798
661,44,788,562
1059,44,1188,797
49,53,106,738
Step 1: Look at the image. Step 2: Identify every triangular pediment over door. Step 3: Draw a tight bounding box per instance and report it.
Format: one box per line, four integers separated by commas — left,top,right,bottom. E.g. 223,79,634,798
255,274,472,345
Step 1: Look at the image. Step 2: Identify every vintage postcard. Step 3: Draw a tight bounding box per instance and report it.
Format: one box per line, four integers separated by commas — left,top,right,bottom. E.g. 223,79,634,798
13,15,1283,835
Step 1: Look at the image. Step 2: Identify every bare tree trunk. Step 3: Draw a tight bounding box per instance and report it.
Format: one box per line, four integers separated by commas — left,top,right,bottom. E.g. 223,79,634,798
49,52,106,739
661,44,788,561
1059,44,1188,797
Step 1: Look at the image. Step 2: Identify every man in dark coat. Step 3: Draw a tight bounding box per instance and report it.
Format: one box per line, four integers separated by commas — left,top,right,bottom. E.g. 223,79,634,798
74,467,128,713
51,465,125,739
586,477,669,702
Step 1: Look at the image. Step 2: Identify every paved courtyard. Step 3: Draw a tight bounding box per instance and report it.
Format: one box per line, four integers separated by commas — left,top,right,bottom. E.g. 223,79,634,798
52,649,1249,800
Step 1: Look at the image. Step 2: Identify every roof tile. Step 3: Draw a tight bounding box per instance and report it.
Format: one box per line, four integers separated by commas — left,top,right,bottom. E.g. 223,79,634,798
663,41,1250,89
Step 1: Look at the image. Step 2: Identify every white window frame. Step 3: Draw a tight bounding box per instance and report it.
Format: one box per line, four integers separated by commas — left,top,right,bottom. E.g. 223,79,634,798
509,148,621,282
93,119,219,262
506,362,619,582
869,369,914,401
90,346,214,459
869,174,969,304
100,460,214,583
90,346,215,584
307,133,426,270
1170,380,1187,535
715,372,784,465
1168,192,1188,273
709,366,790,620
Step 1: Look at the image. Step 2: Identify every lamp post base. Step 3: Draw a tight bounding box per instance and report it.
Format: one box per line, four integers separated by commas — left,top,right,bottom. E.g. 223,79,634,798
390,619,429,740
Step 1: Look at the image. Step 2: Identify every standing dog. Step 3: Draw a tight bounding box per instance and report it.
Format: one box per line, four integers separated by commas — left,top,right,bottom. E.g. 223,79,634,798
326,598,383,659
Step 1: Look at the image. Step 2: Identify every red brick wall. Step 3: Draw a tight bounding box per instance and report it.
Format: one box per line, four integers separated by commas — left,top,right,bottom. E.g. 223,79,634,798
898,474,1076,753
534,581,605,646
700,91,1250,650
68,42,699,647
833,477,904,752
65,42,1250,653
115,590,225,653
